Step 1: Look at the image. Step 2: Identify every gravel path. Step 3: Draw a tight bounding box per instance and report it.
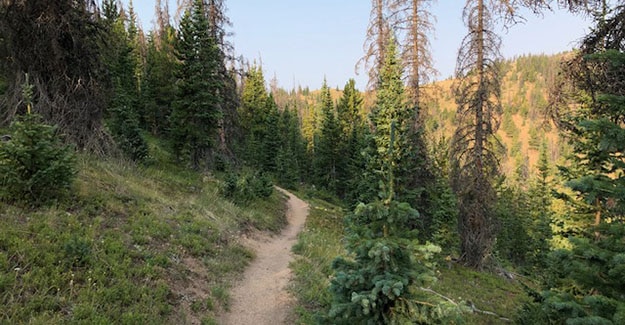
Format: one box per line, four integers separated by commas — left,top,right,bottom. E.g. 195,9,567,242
220,188,309,325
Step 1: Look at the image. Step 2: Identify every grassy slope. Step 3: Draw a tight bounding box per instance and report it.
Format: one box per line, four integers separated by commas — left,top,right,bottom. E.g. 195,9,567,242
290,197,531,324
0,144,287,324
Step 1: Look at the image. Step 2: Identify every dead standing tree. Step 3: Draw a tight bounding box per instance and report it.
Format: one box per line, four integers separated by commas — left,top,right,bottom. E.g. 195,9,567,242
392,0,437,116
450,0,512,269
358,0,394,90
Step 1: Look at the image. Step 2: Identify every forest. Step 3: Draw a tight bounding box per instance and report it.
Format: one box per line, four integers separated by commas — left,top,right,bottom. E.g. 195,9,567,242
0,0,624,324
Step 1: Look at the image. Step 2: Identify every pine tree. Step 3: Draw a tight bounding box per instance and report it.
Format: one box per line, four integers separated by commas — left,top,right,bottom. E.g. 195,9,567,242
359,0,392,89
101,0,148,161
126,1,146,95
141,1,177,136
175,0,233,52
201,0,237,158
415,135,458,253
552,0,625,233
450,0,508,269
239,64,268,166
275,106,306,189
328,200,447,324
0,77,76,205
369,38,421,204
170,0,223,169
337,79,367,201
494,182,533,266
260,94,281,173
336,79,364,139
393,0,437,111
526,141,553,269
327,99,460,323
519,4,625,323
519,223,625,324
276,107,297,187
394,3,438,217
313,81,344,194
238,64,284,172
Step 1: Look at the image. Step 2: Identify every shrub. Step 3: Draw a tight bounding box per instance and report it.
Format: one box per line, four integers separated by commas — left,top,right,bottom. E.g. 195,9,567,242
0,114,77,204
220,170,273,204
108,104,149,162
517,224,625,324
327,200,462,324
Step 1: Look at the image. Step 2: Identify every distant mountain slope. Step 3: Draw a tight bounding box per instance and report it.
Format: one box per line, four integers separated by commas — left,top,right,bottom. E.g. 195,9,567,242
425,53,568,178
276,52,569,180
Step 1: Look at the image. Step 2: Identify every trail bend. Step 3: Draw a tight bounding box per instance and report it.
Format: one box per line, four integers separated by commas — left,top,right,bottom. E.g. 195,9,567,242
220,187,308,325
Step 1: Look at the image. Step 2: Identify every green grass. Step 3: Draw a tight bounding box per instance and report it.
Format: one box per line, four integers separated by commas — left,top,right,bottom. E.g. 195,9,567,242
289,197,345,323
0,147,287,323
289,196,531,324
431,265,532,324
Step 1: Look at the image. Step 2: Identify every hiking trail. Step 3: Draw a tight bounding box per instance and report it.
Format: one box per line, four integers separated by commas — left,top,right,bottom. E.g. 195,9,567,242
220,187,309,325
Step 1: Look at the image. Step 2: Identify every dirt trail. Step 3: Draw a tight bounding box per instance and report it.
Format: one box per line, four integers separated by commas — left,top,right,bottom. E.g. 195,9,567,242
220,187,309,325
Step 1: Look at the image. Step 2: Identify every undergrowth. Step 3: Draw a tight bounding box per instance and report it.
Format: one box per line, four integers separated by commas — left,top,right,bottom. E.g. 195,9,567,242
0,141,287,324
289,197,345,323
289,196,531,324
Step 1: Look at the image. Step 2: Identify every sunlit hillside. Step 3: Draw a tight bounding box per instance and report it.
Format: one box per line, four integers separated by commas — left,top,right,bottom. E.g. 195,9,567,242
426,53,570,178
287,52,570,179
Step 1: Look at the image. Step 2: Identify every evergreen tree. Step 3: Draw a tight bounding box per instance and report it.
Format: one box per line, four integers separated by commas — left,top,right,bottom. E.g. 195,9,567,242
327,106,460,324
351,128,381,205
336,79,364,139
337,79,367,201
237,65,284,173
551,0,625,232
313,80,342,194
519,4,625,323
393,1,438,229
328,200,448,324
141,1,177,136
526,141,553,269
126,1,146,94
426,136,460,253
260,94,281,173
519,223,625,324
200,0,238,159
101,0,148,161
170,0,223,169
0,77,76,205
494,181,533,266
368,38,422,205
275,106,306,189
175,0,233,53
239,64,269,166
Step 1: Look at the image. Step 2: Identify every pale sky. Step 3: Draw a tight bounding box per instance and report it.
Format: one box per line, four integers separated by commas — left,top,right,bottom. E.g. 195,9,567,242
127,1,591,90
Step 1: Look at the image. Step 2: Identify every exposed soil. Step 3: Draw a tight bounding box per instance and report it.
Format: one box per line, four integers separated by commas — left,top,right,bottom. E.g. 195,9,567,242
219,187,309,325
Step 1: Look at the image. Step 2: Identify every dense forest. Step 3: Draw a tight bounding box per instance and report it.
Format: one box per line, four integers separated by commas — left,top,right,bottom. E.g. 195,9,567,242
1,0,625,324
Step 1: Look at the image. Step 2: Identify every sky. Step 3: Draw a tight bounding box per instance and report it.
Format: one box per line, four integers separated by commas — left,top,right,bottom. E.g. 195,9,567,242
128,1,592,90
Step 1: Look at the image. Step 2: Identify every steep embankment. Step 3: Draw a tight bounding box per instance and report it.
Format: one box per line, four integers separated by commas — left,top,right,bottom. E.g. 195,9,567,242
220,188,309,325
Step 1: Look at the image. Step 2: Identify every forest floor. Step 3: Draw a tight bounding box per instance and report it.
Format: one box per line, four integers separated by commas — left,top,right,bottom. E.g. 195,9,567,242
219,187,309,325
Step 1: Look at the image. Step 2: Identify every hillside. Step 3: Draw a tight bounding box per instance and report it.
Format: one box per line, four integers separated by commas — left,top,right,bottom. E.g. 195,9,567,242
425,53,567,177
0,140,288,324
287,52,569,180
